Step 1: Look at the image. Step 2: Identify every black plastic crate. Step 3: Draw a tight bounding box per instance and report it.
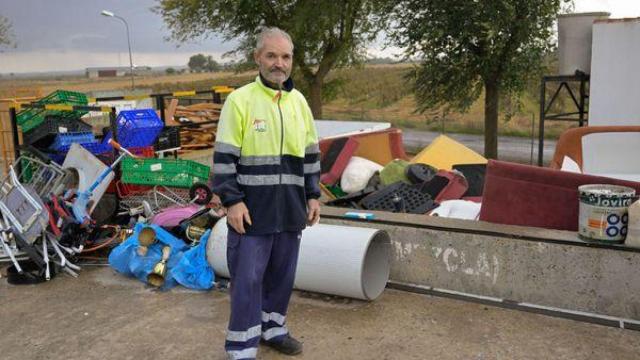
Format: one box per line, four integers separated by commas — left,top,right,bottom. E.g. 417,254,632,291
452,164,486,197
153,126,181,151
23,115,92,148
359,182,436,214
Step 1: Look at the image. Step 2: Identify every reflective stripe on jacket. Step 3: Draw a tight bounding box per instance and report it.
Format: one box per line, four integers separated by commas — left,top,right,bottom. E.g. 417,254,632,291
212,76,320,234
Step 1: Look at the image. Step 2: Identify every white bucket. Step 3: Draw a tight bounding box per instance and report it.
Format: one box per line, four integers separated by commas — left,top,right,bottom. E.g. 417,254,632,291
578,184,636,242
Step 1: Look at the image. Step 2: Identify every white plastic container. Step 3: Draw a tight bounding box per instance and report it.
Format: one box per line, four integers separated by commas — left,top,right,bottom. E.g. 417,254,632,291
578,184,636,243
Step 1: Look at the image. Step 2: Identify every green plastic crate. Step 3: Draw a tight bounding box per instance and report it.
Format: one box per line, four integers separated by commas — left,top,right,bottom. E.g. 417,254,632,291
38,90,88,104
17,90,89,133
121,157,210,188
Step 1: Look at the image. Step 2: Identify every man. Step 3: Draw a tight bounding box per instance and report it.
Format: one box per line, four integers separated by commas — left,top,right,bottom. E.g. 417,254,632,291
211,27,321,360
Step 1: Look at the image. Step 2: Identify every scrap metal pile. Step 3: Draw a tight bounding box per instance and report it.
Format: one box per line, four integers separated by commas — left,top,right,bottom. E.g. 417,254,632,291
1,90,223,286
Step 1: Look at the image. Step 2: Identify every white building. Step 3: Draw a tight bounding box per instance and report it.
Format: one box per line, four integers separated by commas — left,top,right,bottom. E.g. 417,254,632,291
85,66,152,78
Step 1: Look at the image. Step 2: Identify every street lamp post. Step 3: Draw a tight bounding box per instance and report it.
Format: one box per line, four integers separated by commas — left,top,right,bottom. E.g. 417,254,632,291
101,10,135,90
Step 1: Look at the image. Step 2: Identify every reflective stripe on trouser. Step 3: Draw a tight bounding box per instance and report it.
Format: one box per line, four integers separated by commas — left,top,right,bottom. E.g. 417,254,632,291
225,230,302,358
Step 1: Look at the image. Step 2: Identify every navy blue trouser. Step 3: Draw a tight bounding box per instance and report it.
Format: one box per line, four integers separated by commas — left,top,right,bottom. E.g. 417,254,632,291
224,229,301,360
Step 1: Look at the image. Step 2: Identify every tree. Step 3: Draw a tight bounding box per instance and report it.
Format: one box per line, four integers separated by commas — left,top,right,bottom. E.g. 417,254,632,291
188,53,208,72
205,55,221,72
388,0,571,159
156,0,387,118
0,14,16,50
165,67,176,74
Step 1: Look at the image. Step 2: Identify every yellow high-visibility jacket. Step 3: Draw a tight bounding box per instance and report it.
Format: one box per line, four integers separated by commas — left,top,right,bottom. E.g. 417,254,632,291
212,76,320,234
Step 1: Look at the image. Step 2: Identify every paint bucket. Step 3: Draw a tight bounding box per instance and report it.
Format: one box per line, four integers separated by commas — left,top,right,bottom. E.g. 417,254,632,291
578,184,636,243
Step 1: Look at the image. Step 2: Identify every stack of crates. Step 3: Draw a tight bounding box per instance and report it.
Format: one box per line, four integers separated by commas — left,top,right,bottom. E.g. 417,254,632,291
17,90,88,133
23,115,93,148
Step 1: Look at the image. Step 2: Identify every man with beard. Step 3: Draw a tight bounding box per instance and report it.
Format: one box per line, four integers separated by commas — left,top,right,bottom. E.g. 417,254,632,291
211,27,321,360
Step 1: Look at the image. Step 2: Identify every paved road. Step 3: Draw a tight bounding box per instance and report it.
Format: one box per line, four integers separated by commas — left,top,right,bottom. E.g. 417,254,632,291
402,129,557,165
182,128,558,167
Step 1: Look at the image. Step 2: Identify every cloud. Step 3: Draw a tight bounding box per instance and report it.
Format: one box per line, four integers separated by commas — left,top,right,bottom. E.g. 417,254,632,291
574,0,640,18
1,50,228,73
66,33,110,47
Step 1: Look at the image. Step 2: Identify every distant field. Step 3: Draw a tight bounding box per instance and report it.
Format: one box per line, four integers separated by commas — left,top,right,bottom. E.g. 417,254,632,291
0,71,245,98
0,64,576,139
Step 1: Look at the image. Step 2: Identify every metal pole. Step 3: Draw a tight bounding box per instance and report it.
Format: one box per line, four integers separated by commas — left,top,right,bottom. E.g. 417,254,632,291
157,95,166,125
110,107,118,143
109,107,122,181
115,15,134,90
530,113,535,165
9,107,21,173
538,77,546,167
579,76,586,127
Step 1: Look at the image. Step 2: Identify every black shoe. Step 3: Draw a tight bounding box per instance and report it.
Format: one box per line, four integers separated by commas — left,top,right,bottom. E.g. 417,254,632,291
261,335,303,355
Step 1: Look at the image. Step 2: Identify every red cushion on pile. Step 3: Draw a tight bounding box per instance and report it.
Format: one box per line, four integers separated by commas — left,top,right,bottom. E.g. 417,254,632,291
479,160,640,231
320,137,359,185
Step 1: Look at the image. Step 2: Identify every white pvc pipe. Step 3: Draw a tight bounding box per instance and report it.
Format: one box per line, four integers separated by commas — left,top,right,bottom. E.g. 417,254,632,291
206,217,391,301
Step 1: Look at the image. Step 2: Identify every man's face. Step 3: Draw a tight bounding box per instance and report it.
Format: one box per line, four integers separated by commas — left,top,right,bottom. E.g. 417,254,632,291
254,35,293,87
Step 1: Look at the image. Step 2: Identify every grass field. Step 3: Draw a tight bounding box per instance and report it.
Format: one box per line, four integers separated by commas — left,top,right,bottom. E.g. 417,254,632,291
0,64,577,139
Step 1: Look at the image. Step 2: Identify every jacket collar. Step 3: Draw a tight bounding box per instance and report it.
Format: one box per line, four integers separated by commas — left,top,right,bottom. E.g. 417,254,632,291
256,74,294,101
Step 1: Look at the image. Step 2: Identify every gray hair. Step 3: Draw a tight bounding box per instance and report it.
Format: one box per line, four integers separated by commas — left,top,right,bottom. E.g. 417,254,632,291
256,27,294,52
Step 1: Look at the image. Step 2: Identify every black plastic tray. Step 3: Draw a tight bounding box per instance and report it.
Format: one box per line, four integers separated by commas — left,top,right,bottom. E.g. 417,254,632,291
359,182,436,214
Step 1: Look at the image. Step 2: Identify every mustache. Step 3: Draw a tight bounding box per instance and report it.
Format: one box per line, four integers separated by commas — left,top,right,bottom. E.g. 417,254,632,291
269,68,287,74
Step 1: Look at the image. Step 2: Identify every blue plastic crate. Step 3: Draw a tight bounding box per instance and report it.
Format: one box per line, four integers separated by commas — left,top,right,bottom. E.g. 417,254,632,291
48,141,113,165
55,141,112,155
49,153,66,165
104,108,163,148
50,132,95,151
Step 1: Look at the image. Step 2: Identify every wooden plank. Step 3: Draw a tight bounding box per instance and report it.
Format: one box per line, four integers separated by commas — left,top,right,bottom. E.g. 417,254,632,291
165,98,179,121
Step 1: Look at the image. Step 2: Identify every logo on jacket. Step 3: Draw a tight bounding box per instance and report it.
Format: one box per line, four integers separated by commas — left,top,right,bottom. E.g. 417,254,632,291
253,119,267,132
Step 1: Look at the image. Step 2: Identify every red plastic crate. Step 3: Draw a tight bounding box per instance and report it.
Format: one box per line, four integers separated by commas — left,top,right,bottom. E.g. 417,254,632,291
102,146,155,165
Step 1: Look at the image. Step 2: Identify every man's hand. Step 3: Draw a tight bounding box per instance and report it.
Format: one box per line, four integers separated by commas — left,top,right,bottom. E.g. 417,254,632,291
307,199,320,226
227,202,252,234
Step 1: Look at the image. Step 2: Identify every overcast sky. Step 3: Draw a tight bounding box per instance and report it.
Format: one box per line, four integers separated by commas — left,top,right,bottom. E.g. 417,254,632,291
1,0,639,73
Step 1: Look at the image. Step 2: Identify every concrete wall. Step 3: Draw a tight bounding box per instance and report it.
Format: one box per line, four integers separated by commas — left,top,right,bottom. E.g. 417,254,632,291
321,207,640,322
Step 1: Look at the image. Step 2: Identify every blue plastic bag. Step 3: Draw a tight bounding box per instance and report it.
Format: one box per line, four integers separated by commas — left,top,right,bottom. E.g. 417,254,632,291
172,229,215,290
108,223,189,290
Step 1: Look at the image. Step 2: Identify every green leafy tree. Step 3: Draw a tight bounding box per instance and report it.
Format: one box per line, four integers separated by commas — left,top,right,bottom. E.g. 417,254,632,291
388,0,571,158
188,53,208,72
205,55,221,72
156,0,387,118
0,14,16,50
165,67,176,74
